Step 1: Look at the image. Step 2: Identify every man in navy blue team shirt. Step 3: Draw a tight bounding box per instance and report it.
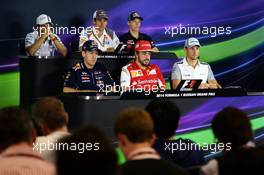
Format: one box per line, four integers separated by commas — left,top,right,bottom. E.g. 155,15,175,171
63,40,114,92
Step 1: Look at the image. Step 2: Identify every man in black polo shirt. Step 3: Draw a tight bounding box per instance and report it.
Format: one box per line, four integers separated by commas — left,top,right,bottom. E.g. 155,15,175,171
119,12,159,54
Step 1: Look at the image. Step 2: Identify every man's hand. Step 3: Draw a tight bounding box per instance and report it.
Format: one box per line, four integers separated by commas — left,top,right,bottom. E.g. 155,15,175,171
106,47,115,52
199,83,210,89
49,33,56,40
208,83,218,89
40,26,51,38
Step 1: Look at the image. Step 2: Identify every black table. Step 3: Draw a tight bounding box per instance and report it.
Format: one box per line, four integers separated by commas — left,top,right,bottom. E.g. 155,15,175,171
59,89,252,140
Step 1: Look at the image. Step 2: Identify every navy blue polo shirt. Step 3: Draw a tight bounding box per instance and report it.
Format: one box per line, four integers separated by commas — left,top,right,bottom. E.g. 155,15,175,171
64,61,114,91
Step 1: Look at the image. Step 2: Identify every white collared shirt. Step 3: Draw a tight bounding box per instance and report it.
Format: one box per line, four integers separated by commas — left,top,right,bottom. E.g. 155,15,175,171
79,26,120,52
171,57,215,83
35,131,70,163
25,31,64,57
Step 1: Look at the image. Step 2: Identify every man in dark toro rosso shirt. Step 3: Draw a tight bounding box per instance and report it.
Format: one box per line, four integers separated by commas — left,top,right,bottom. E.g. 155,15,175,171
63,40,114,92
119,11,159,54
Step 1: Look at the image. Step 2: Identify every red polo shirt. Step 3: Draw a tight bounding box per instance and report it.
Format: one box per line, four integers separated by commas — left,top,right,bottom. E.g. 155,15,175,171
120,61,166,91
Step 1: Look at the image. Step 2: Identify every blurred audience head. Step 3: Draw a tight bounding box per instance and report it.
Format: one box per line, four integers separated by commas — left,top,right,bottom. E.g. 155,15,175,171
146,99,180,139
32,97,68,135
0,106,34,152
212,107,253,150
56,126,118,175
114,107,155,157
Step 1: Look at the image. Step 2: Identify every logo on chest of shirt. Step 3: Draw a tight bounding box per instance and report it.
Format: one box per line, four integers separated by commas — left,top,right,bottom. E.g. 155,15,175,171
148,69,157,75
81,76,90,80
81,76,90,83
96,80,104,86
94,70,103,75
105,40,110,45
132,81,138,86
182,74,191,77
95,76,104,80
137,79,158,85
81,72,91,83
127,40,135,45
131,70,143,78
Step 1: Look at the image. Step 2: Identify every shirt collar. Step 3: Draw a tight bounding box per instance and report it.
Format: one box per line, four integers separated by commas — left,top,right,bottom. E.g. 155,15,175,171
131,61,152,71
47,131,70,137
128,31,141,40
183,57,201,67
127,147,160,160
92,26,107,38
81,61,98,71
131,61,141,69
242,141,256,148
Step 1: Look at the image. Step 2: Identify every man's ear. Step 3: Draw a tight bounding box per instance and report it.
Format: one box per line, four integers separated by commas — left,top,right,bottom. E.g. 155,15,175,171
150,133,157,146
64,112,69,124
41,124,50,135
135,52,138,59
31,128,37,143
81,51,86,58
184,47,187,54
117,133,128,147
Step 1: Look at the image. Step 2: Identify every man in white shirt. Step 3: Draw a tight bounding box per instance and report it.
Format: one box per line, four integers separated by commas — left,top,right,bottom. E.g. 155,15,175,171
171,37,221,89
79,10,120,52
25,14,67,57
32,97,70,163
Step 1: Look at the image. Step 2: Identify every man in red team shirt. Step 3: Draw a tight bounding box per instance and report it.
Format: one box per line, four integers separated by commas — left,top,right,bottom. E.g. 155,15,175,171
120,40,166,93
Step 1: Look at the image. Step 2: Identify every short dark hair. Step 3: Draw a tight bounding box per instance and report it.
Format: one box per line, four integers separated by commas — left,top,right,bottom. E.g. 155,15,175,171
56,126,117,175
0,107,33,151
32,97,68,131
145,99,180,138
114,107,154,143
212,107,253,149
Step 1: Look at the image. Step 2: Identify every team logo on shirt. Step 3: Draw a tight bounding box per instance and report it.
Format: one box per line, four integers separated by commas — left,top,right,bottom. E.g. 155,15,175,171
73,63,81,71
148,69,157,75
105,40,110,45
95,76,103,80
96,80,104,85
81,76,90,80
127,40,135,45
81,75,91,83
94,71,103,75
131,70,143,77
132,81,138,86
